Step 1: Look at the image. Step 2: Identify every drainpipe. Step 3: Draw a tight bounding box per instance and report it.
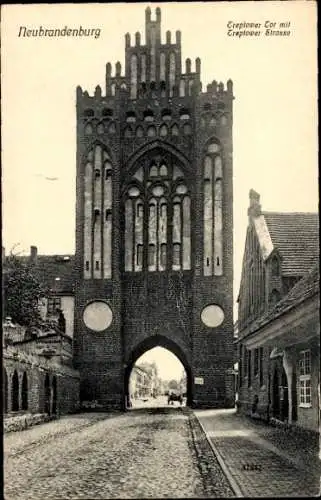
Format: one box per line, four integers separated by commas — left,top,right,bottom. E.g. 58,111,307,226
267,355,271,422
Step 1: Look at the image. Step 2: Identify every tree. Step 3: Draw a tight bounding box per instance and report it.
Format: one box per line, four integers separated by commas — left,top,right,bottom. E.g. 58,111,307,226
168,379,179,391
3,252,48,327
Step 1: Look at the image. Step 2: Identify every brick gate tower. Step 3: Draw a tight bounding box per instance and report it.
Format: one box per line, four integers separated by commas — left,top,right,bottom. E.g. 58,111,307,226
74,7,234,409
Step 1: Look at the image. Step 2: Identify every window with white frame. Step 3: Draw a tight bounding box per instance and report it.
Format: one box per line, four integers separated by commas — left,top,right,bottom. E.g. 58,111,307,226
299,350,312,407
47,297,61,315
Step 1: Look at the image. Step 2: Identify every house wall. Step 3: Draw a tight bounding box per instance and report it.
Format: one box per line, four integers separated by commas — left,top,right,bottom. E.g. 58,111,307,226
238,344,271,421
293,338,319,432
61,296,74,338
3,347,80,416
238,334,320,432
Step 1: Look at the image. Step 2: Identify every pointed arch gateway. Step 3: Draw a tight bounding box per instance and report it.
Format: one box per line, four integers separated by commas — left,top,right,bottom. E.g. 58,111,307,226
124,334,193,407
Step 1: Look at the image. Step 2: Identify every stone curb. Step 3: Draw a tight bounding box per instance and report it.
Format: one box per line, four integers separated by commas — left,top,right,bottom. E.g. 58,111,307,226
4,413,52,434
192,411,244,498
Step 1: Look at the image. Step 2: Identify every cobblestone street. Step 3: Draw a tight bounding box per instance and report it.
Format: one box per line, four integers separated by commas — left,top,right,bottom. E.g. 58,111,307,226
4,408,232,499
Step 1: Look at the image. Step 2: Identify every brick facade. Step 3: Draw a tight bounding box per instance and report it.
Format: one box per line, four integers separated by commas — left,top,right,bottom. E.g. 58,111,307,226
74,7,234,410
3,344,80,416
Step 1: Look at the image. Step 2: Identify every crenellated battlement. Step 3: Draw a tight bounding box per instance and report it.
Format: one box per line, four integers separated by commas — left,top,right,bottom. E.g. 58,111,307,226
76,8,233,107
201,79,234,101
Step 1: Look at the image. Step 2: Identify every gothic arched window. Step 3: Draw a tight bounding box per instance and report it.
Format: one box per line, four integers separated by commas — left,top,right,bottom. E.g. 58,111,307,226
102,108,113,118
183,123,192,135
85,123,93,135
270,289,281,307
108,122,116,134
136,126,144,138
160,124,168,137
203,142,224,276
159,164,168,176
271,256,280,276
137,203,143,218
180,108,190,120
150,164,158,177
12,370,19,411
97,123,104,135
171,124,179,136
124,155,191,273
209,116,217,127
144,110,154,122
126,111,136,123
124,126,132,138
147,126,156,137
22,372,28,410
162,109,171,121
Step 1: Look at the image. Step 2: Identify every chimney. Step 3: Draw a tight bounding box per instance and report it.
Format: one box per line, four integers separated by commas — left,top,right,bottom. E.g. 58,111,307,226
248,189,261,218
30,245,38,264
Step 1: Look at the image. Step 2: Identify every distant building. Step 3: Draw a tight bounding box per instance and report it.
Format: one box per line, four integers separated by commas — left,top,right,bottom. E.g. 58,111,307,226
129,364,152,400
179,372,187,394
237,190,319,432
3,245,75,339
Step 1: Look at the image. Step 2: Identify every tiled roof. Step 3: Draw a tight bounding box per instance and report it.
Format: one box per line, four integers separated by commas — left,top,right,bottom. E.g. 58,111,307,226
32,255,75,293
245,260,319,336
263,212,319,277
5,254,75,294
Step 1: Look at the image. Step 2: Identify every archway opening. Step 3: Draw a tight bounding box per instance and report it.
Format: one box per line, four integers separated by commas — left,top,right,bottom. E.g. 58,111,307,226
44,373,51,415
52,376,57,415
3,369,8,414
21,371,28,411
11,370,19,412
124,335,192,409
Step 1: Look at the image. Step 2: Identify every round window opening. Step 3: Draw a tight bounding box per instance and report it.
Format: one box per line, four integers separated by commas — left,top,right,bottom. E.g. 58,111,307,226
208,143,220,153
128,187,140,197
201,304,224,328
83,301,113,332
176,184,187,195
152,185,165,197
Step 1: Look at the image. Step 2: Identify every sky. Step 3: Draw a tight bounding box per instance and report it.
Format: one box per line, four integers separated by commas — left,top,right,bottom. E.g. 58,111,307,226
136,347,185,381
1,2,318,375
